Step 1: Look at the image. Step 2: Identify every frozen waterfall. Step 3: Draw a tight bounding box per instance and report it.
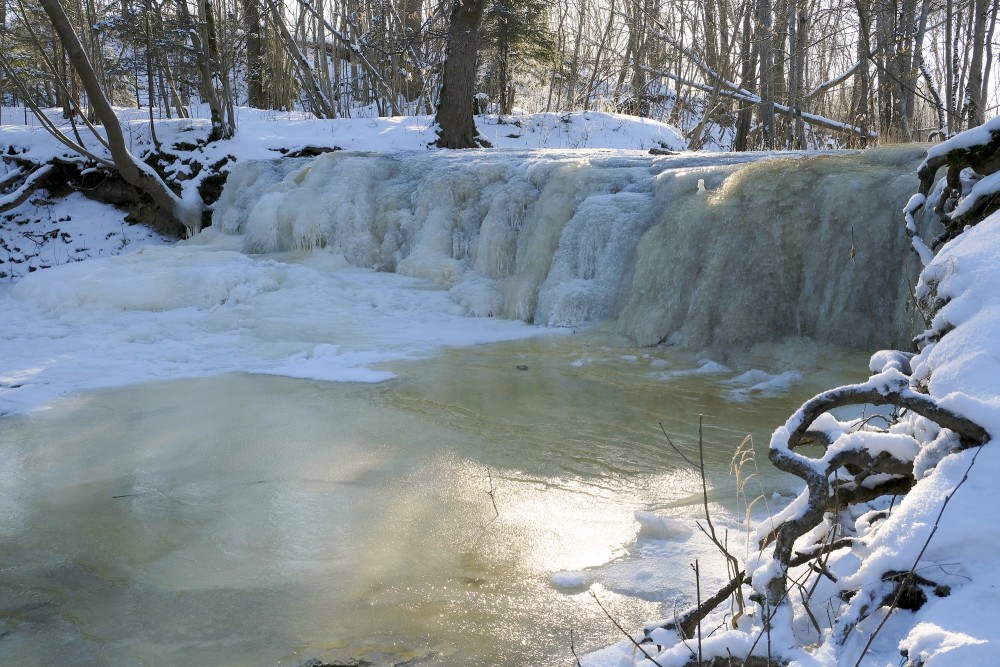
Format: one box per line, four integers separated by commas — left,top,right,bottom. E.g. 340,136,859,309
214,146,928,357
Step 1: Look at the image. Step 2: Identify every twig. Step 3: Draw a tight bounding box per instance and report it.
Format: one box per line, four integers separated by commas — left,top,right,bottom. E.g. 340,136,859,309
852,445,984,666
659,422,697,468
659,418,748,633
694,416,746,625
590,591,666,667
693,559,703,665
486,467,499,517
570,629,583,667
665,598,697,656
797,583,822,636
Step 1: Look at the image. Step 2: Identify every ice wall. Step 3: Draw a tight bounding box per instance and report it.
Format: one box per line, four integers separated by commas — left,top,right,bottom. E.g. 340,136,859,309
214,146,929,357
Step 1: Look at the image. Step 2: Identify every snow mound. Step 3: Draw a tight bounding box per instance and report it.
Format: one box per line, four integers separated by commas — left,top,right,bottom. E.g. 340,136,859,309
550,571,590,590
634,511,693,540
726,369,804,401
11,246,282,312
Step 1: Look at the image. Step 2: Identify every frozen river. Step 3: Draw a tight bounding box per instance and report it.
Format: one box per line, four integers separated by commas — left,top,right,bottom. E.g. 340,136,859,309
0,146,924,664
0,331,865,666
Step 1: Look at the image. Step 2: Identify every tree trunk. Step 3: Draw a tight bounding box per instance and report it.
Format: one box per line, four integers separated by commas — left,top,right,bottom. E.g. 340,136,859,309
584,0,616,111
176,0,231,139
965,0,990,127
564,0,585,110
434,0,489,148
787,0,808,148
401,0,425,102
38,0,203,234
733,8,758,151
271,0,337,117
851,0,873,145
243,0,266,107
757,0,775,149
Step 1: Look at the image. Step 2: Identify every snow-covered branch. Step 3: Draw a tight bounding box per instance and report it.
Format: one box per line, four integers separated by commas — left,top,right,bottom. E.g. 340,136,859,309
805,62,862,101
0,165,55,214
915,116,1000,244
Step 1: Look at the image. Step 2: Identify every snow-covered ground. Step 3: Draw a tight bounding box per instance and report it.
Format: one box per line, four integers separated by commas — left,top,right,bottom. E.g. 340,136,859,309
2,106,999,667
1,106,684,281
0,108,686,413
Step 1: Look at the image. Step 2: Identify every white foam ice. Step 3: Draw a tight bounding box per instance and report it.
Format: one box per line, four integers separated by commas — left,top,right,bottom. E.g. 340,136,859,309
0,232,549,414
726,369,805,401
634,511,694,540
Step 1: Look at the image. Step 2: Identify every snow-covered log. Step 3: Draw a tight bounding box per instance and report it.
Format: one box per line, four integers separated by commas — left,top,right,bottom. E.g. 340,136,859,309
646,35,876,141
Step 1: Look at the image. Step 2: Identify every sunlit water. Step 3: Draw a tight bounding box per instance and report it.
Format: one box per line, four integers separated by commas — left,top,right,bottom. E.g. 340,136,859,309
0,147,920,664
0,333,867,666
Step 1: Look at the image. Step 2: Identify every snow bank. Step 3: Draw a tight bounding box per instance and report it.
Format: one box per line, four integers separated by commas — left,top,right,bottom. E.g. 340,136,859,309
590,134,1000,665
11,246,282,312
0,234,549,414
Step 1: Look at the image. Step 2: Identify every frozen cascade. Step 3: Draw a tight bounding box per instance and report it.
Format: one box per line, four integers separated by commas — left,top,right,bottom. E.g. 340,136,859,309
214,146,928,357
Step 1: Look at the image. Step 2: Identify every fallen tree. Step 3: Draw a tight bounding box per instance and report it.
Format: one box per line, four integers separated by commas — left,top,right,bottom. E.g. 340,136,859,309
36,0,205,236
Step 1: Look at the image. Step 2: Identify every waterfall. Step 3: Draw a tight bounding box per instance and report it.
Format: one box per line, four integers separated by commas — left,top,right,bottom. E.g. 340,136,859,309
213,146,929,358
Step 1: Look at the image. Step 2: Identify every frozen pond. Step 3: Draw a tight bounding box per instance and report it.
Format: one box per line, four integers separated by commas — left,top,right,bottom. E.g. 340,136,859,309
0,333,865,666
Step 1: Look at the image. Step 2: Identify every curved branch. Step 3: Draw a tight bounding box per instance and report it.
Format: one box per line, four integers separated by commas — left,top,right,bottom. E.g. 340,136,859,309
0,165,55,214
764,371,989,607
787,380,989,450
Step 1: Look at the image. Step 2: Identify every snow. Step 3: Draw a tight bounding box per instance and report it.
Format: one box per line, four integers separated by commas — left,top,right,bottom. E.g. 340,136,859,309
726,369,805,401
1,106,685,167
952,169,1000,219
0,107,688,413
924,115,1000,158
633,511,694,540
904,192,934,265
901,623,989,666
551,570,590,589
0,232,553,414
3,105,1000,667
1,190,167,281
591,122,1000,665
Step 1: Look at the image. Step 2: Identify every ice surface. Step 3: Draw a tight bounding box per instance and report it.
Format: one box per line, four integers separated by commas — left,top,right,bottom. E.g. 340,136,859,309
726,369,804,401
0,232,548,414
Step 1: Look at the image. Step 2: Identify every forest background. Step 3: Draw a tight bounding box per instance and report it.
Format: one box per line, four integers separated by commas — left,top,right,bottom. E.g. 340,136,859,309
0,0,995,155
0,0,996,235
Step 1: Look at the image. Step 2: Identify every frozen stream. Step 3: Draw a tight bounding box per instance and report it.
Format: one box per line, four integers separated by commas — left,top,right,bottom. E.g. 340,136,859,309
0,147,923,664
0,332,866,666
